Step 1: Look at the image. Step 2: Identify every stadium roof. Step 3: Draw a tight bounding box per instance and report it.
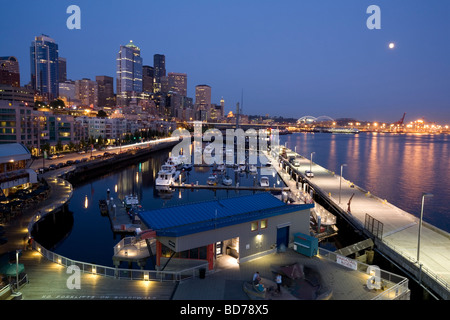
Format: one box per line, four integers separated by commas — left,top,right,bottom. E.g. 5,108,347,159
138,193,313,237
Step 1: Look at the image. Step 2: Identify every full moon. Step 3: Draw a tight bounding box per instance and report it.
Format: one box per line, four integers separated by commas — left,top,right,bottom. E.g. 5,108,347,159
389,42,395,49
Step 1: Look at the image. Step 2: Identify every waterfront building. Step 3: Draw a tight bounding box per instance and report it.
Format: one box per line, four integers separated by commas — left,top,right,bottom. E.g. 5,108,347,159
30,34,59,101
58,57,67,83
195,84,211,121
0,101,39,150
138,193,313,270
142,65,154,93
96,76,115,108
116,41,143,106
0,143,37,197
0,85,34,105
153,54,166,93
75,78,98,107
0,56,20,87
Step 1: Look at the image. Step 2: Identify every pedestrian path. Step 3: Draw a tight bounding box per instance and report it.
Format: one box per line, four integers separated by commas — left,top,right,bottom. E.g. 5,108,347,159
276,148,450,299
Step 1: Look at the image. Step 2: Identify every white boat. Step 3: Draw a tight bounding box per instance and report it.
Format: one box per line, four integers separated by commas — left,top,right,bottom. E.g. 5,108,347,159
249,165,257,174
217,163,226,173
207,174,218,185
259,177,269,187
238,164,246,173
222,176,232,186
155,170,180,189
123,194,139,208
159,164,177,175
166,156,183,169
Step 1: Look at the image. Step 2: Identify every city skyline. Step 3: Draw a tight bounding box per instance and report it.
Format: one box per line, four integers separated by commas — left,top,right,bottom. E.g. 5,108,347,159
1,0,449,123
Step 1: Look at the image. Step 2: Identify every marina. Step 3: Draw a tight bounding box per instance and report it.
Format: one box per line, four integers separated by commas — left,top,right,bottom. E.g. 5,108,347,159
1,133,449,301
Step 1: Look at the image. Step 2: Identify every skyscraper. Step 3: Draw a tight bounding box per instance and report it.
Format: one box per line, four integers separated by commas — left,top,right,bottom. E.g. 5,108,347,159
195,84,211,121
153,54,166,93
0,56,20,87
142,65,154,92
58,57,67,83
96,75,115,107
30,34,59,100
75,78,98,107
116,40,143,105
168,72,187,97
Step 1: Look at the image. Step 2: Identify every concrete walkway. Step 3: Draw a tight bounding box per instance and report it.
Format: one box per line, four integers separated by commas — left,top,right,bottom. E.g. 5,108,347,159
275,148,450,299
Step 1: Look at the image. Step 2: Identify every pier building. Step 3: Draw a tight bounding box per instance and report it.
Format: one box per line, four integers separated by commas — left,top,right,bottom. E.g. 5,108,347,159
138,193,313,271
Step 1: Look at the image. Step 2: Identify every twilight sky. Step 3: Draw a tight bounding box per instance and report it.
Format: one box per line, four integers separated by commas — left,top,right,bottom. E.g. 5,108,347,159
2,0,449,123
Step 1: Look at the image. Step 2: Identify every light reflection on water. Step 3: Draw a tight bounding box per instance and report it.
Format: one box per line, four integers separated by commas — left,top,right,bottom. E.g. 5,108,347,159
53,148,285,267
282,132,450,232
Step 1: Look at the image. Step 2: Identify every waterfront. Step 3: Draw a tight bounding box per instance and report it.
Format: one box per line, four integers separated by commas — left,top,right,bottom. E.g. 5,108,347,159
45,147,285,268
38,131,449,274
281,132,450,233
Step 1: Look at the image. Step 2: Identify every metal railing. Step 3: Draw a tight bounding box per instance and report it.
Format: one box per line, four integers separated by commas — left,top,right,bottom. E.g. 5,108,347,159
318,247,410,300
33,241,208,282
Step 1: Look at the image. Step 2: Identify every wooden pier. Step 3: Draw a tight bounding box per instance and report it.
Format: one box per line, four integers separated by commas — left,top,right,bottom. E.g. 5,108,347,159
104,195,141,234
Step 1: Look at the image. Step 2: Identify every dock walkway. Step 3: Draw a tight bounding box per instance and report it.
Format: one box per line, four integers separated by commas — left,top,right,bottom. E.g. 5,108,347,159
270,148,450,299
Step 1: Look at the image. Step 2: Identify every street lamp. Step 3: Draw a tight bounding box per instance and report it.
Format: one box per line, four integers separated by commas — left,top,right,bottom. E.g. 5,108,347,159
310,152,315,173
339,164,347,204
417,193,433,262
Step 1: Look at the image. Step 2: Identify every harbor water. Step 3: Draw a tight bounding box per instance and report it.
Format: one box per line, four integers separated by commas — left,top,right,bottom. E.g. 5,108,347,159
39,132,449,272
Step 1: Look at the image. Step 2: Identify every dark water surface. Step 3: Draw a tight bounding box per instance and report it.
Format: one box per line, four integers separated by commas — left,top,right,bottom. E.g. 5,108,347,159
281,132,450,233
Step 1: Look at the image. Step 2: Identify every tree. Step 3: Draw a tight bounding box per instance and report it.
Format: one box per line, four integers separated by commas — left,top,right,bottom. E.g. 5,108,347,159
97,110,107,118
49,99,66,109
56,139,63,152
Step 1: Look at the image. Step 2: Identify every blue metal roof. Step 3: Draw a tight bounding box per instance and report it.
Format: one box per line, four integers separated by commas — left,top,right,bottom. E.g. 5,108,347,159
138,193,313,237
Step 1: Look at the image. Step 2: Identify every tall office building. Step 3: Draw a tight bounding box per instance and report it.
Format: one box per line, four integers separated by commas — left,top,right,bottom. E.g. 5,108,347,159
142,65,154,93
30,34,59,100
58,57,67,83
168,72,187,97
116,40,143,105
195,84,211,121
96,75,115,107
0,56,20,87
153,54,166,92
75,78,98,107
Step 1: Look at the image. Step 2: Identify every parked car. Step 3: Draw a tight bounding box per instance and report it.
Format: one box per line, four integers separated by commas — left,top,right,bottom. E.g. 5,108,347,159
66,160,74,165
56,162,65,168
56,153,64,158
81,157,88,162
77,150,86,154
48,164,57,170
48,154,58,160
305,170,314,178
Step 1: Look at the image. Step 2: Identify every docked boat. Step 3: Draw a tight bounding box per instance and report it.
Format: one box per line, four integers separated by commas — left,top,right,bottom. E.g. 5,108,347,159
222,176,232,186
249,165,257,174
238,163,246,173
159,164,177,175
207,174,218,185
217,163,226,173
155,170,179,189
166,156,183,170
99,199,108,216
123,194,139,209
259,176,269,187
